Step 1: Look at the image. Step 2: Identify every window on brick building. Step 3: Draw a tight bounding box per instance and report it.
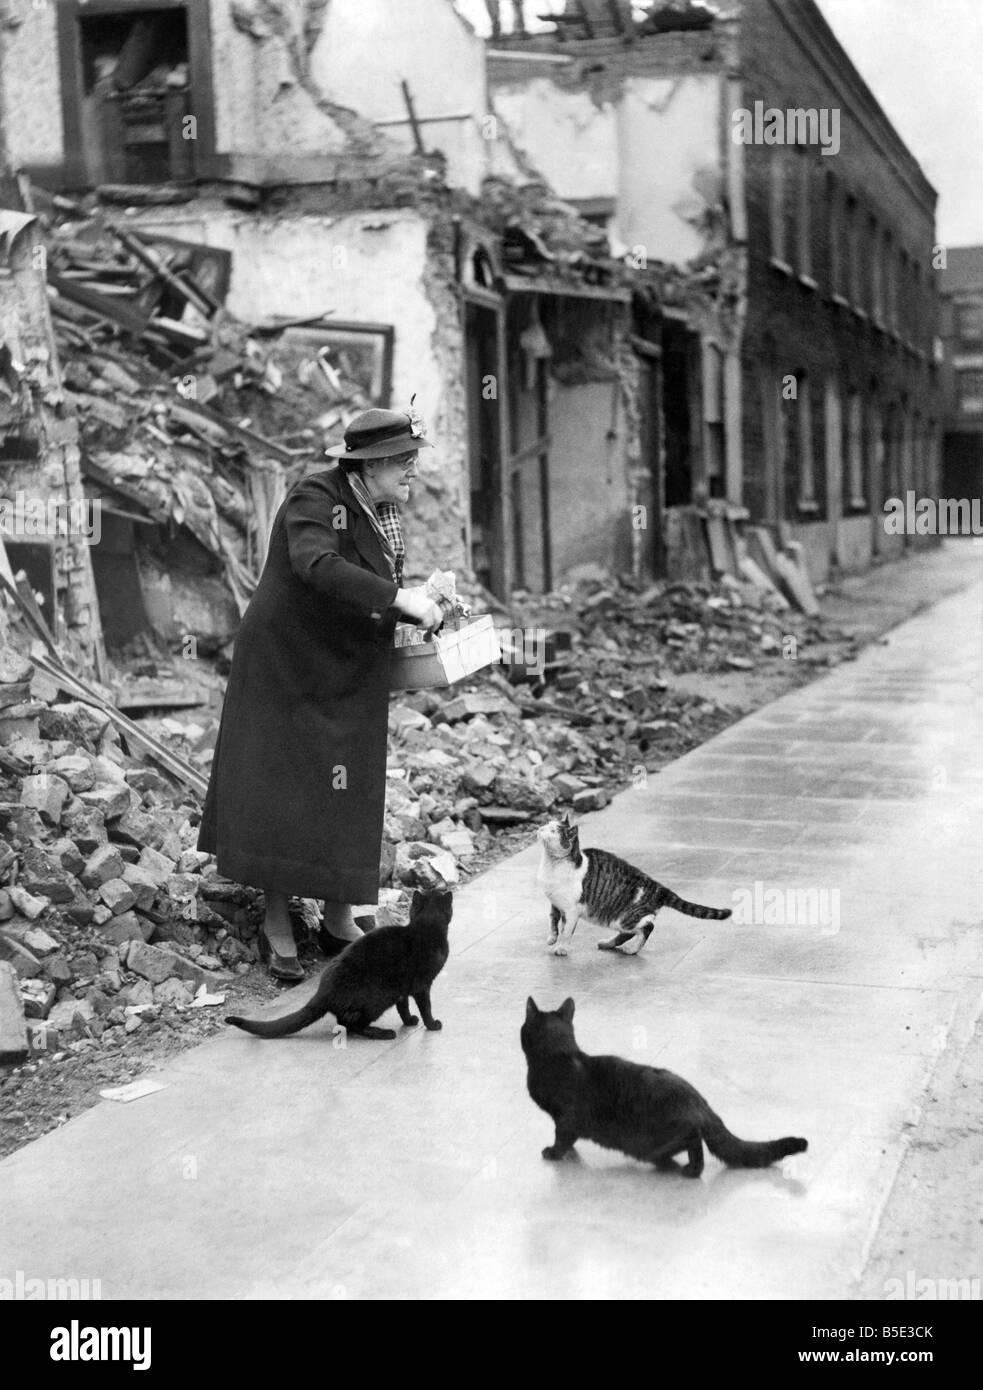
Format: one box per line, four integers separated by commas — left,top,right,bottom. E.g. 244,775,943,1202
827,172,842,296
845,196,860,308
769,152,790,268
846,390,865,505
957,369,983,414
912,411,924,494
869,217,884,326
781,370,817,511
797,153,813,280
898,250,909,340
883,230,896,331
956,299,983,345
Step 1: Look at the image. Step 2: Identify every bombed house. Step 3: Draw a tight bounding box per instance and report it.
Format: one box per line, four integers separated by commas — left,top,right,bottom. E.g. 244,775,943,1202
0,0,943,672
0,0,650,664
487,0,943,582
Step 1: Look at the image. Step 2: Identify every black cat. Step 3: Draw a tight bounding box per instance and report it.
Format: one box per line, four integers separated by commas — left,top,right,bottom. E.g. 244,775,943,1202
227,889,452,1041
521,997,807,1177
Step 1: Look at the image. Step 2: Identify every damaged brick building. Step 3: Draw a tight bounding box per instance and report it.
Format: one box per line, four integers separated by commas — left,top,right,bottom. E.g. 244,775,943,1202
0,0,645,643
0,0,942,662
487,0,942,582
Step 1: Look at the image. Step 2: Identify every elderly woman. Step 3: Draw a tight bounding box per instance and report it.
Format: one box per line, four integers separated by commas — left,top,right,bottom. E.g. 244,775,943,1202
197,406,443,980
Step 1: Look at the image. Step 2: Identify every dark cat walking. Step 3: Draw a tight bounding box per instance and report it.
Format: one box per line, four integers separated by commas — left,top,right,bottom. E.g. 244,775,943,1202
536,815,731,956
521,997,807,1177
226,889,452,1041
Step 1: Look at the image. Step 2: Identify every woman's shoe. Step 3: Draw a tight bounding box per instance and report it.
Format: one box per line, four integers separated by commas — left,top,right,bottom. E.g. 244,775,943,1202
316,926,355,959
257,928,305,983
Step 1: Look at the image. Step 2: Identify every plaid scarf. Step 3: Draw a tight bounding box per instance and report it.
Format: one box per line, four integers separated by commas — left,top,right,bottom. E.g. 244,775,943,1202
346,470,405,584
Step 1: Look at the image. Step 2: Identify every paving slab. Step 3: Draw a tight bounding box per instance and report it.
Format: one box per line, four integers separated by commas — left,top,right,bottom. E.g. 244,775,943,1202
1,574,982,1299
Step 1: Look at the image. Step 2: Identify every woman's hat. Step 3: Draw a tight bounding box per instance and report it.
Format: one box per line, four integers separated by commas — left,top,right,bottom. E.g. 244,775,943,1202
325,401,433,460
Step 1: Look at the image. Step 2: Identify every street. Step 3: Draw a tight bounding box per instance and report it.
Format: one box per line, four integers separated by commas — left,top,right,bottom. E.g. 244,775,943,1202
2,567,980,1300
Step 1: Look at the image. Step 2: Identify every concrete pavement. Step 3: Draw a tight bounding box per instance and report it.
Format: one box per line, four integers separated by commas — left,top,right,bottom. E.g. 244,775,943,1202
1,567,982,1300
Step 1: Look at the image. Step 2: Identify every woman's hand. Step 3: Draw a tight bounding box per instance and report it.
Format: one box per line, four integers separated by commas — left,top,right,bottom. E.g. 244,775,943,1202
395,587,444,635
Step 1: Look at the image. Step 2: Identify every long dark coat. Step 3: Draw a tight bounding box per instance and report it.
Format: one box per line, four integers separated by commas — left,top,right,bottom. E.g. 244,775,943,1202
197,466,400,903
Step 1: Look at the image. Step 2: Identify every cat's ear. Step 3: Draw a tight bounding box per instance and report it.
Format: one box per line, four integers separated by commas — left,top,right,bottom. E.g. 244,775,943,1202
411,889,422,906
561,812,570,827
525,997,539,1022
558,997,575,1023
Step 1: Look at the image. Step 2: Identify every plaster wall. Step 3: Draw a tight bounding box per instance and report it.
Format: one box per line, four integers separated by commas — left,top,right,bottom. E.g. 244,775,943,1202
548,377,632,578
0,4,64,168
492,71,721,265
211,0,492,191
616,76,721,263
134,205,467,573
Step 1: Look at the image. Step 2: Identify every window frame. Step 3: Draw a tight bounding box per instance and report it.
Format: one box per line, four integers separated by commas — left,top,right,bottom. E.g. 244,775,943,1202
55,0,218,187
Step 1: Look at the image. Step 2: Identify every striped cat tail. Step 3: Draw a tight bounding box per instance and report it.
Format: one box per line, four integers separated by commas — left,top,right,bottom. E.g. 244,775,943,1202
660,889,732,920
703,1112,808,1168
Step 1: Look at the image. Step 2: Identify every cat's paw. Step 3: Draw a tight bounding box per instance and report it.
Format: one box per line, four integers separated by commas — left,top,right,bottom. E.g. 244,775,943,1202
547,933,558,946
550,943,569,957
424,1019,443,1031
542,1145,563,1160
402,1015,419,1027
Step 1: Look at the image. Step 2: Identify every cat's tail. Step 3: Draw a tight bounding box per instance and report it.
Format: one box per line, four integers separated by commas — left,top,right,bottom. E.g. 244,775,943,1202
226,990,331,1039
703,1113,807,1168
660,889,732,920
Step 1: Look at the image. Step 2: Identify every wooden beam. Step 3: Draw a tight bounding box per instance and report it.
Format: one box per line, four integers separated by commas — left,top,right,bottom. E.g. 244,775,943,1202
400,80,427,156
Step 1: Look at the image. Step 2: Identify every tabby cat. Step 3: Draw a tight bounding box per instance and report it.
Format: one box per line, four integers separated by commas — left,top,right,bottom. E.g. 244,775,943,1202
521,997,808,1177
536,815,731,956
226,888,452,1041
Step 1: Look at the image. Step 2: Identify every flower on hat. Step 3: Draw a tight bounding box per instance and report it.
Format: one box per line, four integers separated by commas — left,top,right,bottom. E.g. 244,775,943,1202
407,393,426,439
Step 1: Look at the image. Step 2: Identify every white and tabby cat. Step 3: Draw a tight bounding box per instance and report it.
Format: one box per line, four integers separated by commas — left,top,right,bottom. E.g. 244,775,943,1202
536,815,732,956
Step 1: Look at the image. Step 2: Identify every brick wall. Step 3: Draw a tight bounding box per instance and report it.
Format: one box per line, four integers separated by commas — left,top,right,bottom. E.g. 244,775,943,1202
735,0,941,560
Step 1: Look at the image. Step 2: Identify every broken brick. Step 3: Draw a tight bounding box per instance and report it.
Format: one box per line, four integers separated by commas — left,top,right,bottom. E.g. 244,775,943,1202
0,960,28,1063
19,773,71,824
96,911,152,948
48,837,86,877
124,940,180,985
48,753,96,792
43,954,74,986
98,878,138,915
16,846,77,903
62,891,95,928
7,884,50,920
111,805,166,850
79,783,131,821
121,864,158,911
63,805,108,853
137,846,177,886
22,927,60,957
80,843,126,888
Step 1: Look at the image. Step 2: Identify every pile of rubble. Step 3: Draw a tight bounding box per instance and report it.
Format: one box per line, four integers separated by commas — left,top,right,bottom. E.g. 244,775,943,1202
0,559,844,1064
0,644,262,1066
